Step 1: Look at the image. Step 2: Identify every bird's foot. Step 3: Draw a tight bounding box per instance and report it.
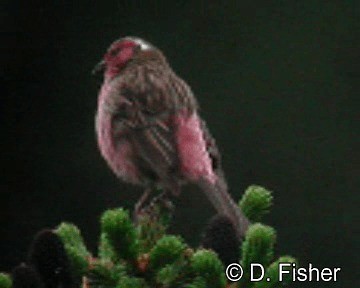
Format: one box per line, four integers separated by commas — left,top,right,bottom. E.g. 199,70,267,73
134,188,151,221
134,190,175,224
148,191,174,214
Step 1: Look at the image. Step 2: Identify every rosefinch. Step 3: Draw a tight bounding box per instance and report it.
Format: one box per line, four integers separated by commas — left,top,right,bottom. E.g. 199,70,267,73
94,37,249,238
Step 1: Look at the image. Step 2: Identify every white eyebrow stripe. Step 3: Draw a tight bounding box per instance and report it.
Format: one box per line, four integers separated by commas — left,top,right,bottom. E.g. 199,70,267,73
134,39,151,50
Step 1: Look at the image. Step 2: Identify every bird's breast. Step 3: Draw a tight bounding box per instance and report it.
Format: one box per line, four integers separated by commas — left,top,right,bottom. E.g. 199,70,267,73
96,105,140,185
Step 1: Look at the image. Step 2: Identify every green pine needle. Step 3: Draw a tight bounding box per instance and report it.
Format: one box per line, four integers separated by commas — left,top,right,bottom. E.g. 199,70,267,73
98,232,116,262
156,264,178,286
55,222,90,257
254,256,297,288
55,222,90,280
100,208,139,262
239,185,273,222
191,249,226,288
241,224,276,274
87,262,126,288
0,273,12,288
156,262,182,286
149,235,187,271
116,276,147,288
185,276,207,288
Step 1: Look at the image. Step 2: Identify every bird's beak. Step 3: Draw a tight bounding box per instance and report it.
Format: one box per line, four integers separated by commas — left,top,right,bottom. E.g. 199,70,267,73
92,60,106,75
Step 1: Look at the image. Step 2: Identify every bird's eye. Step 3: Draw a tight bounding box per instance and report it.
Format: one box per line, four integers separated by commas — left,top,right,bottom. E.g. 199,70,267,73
110,48,120,56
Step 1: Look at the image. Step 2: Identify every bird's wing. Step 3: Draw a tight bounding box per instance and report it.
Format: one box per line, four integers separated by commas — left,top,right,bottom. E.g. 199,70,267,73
199,119,222,174
112,71,194,184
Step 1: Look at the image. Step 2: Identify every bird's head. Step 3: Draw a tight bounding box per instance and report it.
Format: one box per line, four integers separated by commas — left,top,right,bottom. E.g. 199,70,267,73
93,37,159,79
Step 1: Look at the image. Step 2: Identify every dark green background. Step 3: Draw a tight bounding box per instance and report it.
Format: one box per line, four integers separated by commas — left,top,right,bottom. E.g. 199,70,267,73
1,2,358,287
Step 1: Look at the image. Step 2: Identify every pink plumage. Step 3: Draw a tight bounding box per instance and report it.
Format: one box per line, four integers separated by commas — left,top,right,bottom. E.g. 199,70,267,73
174,112,216,184
96,82,140,184
94,37,249,238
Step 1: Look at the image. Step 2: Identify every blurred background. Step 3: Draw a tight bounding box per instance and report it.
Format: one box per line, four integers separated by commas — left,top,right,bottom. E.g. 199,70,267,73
1,1,358,287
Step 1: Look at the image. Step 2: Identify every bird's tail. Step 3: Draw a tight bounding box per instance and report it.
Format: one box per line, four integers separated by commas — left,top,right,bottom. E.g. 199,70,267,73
198,177,250,239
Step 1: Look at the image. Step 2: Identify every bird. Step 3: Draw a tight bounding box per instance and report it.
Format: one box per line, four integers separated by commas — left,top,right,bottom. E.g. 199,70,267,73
94,36,250,239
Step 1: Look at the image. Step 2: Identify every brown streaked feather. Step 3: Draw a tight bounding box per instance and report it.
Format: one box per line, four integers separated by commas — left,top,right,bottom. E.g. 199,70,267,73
130,117,178,180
